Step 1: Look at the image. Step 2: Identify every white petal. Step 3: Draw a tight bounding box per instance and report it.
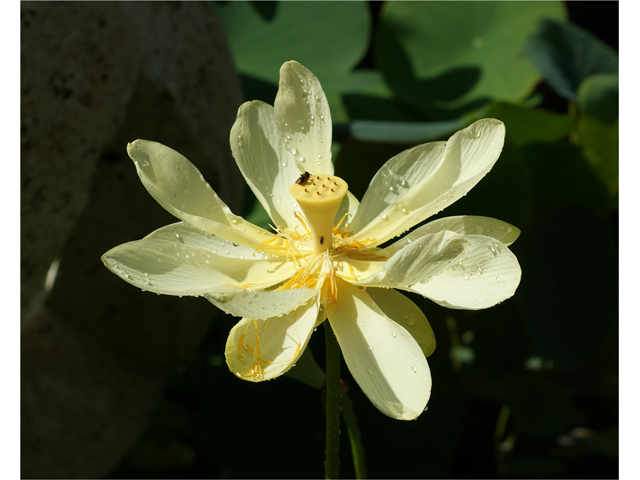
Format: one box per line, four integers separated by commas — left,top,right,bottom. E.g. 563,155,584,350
335,190,360,228
367,288,436,357
230,100,303,231
127,139,276,251
274,61,333,175
353,231,468,288
206,286,318,320
350,119,506,246
102,222,297,296
329,279,431,420
229,62,334,232
225,297,320,382
383,215,520,257
409,235,521,310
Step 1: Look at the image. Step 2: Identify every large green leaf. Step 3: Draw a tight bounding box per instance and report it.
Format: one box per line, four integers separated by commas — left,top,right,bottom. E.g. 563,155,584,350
374,1,565,118
213,1,371,96
522,19,618,102
576,115,619,198
578,73,619,124
485,102,574,146
575,74,618,197
339,69,424,122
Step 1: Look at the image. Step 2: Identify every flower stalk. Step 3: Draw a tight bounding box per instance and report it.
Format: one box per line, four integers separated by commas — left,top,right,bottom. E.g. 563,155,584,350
324,321,342,479
341,392,367,479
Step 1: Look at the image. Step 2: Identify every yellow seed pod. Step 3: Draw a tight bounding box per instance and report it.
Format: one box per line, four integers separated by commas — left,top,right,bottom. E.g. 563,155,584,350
289,173,348,253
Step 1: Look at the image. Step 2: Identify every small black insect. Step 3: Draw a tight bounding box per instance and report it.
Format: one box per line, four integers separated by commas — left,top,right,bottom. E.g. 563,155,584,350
296,171,311,186
319,236,324,245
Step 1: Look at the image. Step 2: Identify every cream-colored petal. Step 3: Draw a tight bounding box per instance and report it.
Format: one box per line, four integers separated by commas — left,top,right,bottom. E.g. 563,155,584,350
230,100,304,231
367,288,436,357
101,222,296,296
229,62,334,233
274,61,333,175
127,140,277,251
349,119,506,246
383,215,520,257
328,279,431,420
408,235,521,310
353,231,468,288
335,190,360,227
225,297,320,382
205,286,318,320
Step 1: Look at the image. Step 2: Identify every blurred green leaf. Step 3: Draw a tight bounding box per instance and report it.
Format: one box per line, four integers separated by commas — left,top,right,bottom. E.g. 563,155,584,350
522,19,618,101
347,118,468,145
339,69,423,121
244,198,272,230
578,73,619,124
575,115,619,197
485,102,574,146
505,372,573,436
374,1,565,118
213,1,370,96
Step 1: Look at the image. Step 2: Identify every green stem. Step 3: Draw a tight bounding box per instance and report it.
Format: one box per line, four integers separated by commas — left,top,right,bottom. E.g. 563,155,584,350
324,321,342,480
341,393,367,479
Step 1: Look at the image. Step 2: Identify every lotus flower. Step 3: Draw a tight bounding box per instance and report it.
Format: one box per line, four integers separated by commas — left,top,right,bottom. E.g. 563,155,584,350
103,61,521,420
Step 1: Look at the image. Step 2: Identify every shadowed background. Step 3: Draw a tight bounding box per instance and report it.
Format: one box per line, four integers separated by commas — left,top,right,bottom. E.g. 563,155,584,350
21,2,618,478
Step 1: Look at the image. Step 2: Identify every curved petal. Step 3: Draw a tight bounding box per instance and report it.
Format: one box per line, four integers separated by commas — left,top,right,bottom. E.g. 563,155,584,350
230,100,303,231
367,288,436,357
349,119,506,246
225,296,320,382
229,61,334,232
127,139,277,251
205,286,318,320
408,235,521,310
383,215,521,257
274,61,333,175
335,190,360,227
329,279,431,420
102,222,297,296
353,231,468,288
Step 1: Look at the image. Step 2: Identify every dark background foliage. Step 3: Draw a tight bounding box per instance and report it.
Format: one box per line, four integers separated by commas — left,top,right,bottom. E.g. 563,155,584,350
22,1,618,479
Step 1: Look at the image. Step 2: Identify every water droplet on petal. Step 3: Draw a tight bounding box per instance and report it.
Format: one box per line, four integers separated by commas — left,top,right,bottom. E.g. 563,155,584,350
412,365,419,373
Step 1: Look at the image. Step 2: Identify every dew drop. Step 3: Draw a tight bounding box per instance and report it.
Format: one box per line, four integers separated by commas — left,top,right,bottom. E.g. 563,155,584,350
474,225,484,234
496,276,501,282
408,318,416,326
463,273,470,281
379,213,388,220
506,226,513,234
412,365,419,373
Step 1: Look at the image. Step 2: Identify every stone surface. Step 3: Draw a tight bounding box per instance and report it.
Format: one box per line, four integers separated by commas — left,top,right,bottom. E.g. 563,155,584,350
21,2,243,478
